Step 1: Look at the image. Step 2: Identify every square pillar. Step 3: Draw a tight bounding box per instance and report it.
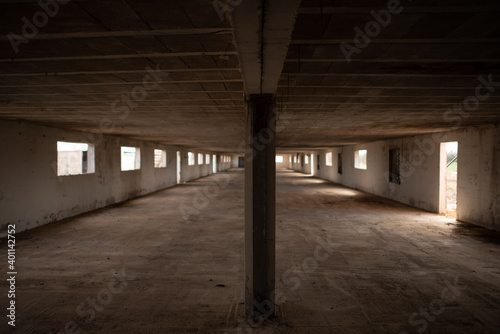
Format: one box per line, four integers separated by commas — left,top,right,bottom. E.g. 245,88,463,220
245,94,276,318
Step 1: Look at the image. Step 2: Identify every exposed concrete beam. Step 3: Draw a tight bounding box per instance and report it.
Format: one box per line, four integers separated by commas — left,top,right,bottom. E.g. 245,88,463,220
0,68,240,77
275,94,500,98
281,107,500,111
230,0,301,95
281,73,497,78
277,85,494,90
0,28,232,40
298,6,500,14
0,79,242,88
0,99,242,103
229,0,261,94
0,51,238,63
0,90,244,96
260,0,302,93
284,58,500,63
290,38,500,44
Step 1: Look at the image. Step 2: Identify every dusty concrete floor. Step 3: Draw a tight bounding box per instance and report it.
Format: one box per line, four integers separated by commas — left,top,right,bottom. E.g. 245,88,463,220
1,169,500,334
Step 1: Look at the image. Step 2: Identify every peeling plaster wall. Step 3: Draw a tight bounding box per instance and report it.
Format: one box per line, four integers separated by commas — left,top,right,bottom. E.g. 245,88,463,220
292,125,500,231
0,120,218,235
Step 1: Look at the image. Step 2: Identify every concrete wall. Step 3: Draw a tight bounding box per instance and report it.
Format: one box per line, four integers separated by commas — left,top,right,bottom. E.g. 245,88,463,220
180,151,214,183
291,153,312,174
291,125,500,231
0,120,223,235
231,154,242,168
276,153,291,169
220,154,233,170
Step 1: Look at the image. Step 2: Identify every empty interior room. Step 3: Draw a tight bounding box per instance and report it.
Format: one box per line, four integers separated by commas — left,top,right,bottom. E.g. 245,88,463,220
1,0,500,333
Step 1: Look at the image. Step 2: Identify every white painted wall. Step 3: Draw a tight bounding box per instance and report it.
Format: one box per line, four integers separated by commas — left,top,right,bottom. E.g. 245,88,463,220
291,125,500,231
0,120,225,235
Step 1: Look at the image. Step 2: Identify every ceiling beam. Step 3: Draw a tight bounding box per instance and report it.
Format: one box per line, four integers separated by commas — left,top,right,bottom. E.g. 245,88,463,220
277,85,490,89
284,58,500,63
0,79,243,88
290,38,500,44
298,6,500,14
275,94,500,98
0,68,241,77
230,0,301,95
280,73,496,78
0,28,233,40
0,51,238,63
0,90,244,96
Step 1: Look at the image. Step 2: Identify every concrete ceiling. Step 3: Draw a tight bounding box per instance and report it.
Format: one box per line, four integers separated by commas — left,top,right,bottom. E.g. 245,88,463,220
1,0,500,152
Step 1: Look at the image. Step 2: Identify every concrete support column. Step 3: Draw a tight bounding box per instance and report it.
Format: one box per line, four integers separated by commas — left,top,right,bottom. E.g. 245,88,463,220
245,94,276,318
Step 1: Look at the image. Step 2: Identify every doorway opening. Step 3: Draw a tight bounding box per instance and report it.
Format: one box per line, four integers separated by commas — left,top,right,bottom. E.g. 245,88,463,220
310,154,314,176
440,142,458,218
176,151,181,184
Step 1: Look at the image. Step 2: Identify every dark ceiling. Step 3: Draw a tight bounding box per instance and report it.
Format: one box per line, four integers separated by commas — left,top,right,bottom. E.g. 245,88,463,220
1,0,499,152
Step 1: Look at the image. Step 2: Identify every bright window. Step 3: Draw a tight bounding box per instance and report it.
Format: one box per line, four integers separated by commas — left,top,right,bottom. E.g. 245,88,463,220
325,152,333,166
205,154,210,164
57,141,95,176
355,149,367,170
198,153,203,165
305,155,309,164
121,146,141,171
293,155,297,163
154,149,166,168
188,152,195,166
276,155,284,163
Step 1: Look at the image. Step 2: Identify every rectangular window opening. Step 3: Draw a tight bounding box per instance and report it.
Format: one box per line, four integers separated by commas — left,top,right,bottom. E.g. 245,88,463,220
276,155,284,163
325,152,333,166
154,149,167,168
57,141,95,176
440,142,458,218
121,146,141,171
389,148,401,184
354,149,367,170
198,153,204,165
305,155,309,164
205,154,210,164
188,152,195,166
